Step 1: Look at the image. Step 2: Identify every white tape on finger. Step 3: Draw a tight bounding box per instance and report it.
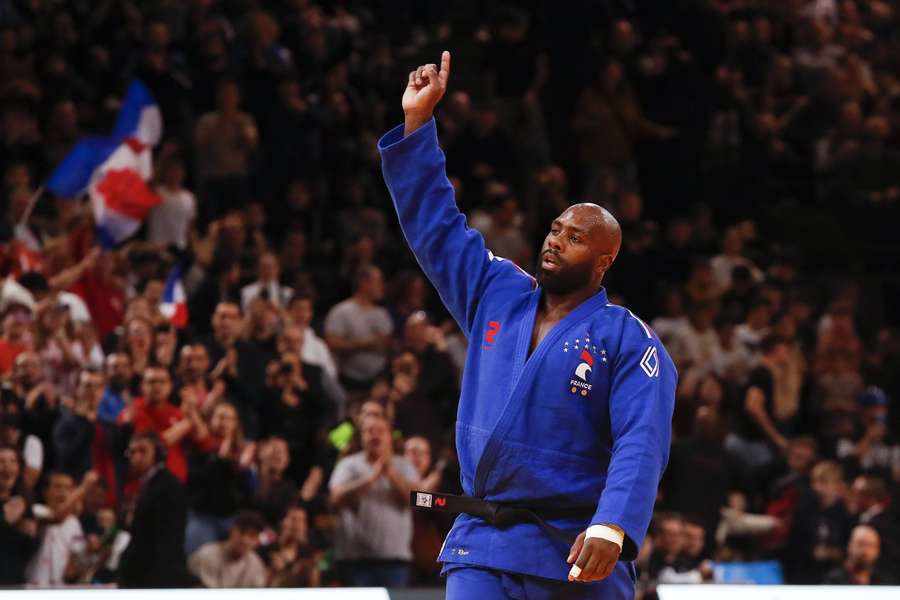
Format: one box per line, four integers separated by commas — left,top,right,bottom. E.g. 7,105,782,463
569,565,582,579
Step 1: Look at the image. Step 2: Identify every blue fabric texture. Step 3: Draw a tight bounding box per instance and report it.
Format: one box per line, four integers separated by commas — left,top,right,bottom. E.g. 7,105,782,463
378,118,677,586
97,389,127,424
445,563,635,600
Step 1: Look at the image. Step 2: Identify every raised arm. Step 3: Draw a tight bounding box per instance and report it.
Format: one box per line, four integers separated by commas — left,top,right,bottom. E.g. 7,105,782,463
379,52,531,334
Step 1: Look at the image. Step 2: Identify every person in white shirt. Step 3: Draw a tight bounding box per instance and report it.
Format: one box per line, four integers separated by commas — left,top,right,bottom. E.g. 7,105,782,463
651,287,692,368
148,158,196,251
711,318,757,385
734,301,773,354
241,252,293,311
27,471,97,586
799,0,837,24
286,294,338,379
679,302,723,374
710,227,764,291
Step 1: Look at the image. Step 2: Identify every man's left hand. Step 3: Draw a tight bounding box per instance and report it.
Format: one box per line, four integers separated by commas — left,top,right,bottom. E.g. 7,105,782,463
567,531,621,582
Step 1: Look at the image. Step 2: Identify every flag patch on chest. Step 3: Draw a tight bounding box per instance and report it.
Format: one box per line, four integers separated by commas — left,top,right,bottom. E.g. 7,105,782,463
567,339,606,396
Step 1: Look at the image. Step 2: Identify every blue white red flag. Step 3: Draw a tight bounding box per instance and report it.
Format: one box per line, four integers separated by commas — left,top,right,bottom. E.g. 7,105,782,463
46,81,163,248
159,264,188,329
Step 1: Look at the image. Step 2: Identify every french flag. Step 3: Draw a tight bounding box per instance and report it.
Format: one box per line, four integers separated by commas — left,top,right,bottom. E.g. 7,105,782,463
160,265,188,328
46,80,163,248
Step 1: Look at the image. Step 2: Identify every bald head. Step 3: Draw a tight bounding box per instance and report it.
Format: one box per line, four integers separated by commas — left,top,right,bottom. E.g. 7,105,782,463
847,525,880,569
537,203,621,297
563,203,622,259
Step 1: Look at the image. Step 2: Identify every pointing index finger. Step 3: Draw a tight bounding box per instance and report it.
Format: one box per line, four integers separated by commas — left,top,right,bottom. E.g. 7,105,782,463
439,50,451,86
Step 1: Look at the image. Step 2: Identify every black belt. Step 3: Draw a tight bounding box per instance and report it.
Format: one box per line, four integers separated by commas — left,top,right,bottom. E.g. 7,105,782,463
410,490,594,545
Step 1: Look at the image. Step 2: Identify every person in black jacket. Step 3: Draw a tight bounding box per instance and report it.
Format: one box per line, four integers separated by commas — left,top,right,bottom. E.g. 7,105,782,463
118,432,192,588
184,402,254,557
783,460,854,584
199,302,266,439
850,474,900,575
52,369,106,480
259,351,325,485
824,525,898,585
0,445,38,584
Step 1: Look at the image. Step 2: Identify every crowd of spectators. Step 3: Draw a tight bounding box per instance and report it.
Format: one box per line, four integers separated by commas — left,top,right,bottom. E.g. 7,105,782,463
0,0,899,593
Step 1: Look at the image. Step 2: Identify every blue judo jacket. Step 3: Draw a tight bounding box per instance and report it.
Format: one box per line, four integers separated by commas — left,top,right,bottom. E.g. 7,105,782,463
379,119,677,584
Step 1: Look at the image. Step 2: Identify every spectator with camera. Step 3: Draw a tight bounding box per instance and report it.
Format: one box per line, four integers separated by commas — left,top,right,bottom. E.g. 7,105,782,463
241,252,293,312
280,323,344,420
260,350,325,486
385,352,445,448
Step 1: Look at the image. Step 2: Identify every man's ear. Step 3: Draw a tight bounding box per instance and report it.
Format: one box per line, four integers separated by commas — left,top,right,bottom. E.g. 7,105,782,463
594,253,614,276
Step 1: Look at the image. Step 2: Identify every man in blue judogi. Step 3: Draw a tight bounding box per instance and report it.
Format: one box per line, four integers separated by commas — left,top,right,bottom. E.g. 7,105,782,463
378,52,677,599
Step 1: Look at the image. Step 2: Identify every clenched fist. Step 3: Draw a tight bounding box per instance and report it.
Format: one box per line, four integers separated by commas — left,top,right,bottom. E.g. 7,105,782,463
403,51,451,137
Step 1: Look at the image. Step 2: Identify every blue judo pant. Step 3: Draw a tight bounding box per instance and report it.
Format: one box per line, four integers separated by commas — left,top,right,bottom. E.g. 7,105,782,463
445,563,636,600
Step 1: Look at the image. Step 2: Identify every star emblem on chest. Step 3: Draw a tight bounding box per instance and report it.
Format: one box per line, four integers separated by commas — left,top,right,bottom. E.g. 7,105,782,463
563,334,603,358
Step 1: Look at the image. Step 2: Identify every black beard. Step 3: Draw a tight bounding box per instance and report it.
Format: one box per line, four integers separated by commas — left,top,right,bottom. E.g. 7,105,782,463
536,256,594,295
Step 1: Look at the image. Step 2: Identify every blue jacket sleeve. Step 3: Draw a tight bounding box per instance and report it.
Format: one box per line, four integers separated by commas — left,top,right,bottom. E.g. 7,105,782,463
592,325,677,561
52,410,94,476
379,119,530,335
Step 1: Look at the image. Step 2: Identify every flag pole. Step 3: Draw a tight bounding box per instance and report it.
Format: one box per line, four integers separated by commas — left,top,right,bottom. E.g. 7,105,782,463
17,185,45,227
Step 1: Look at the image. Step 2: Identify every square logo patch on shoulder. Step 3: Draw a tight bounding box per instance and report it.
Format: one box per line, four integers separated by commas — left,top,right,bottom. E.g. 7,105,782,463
415,492,433,508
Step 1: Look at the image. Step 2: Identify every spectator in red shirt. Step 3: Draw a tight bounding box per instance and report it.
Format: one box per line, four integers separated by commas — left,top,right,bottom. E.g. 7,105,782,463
0,303,31,374
70,252,125,341
175,344,218,418
118,366,197,482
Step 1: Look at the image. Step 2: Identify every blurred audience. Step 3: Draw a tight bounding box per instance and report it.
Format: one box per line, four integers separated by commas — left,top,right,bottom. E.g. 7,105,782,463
1,0,899,591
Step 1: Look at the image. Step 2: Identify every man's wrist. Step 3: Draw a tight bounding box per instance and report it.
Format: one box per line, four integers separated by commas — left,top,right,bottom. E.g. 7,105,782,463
586,523,624,550
403,113,432,137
